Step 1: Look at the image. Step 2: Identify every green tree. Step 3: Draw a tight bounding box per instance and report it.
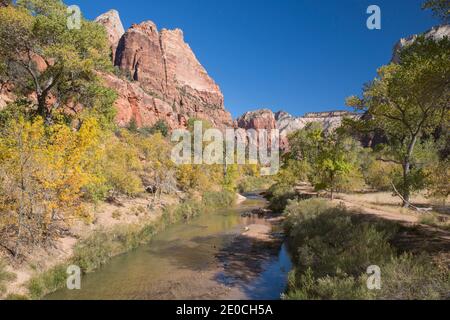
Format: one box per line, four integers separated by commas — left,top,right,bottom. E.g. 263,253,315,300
314,135,358,200
0,0,115,124
148,120,169,137
346,37,450,207
425,159,450,205
287,124,363,200
422,0,450,22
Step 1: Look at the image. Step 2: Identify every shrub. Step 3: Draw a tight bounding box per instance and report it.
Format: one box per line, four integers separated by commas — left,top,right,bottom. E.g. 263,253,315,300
284,198,330,227
377,253,450,300
365,160,400,191
284,268,372,300
283,199,449,300
267,183,297,212
71,231,115,273
419,214,439,226
202,191,236,208
27,264,67,299
0,259,16,294
111,210,122,220
139,120,169,137
287,209,395,278
101,136,144,197
238,176,273,193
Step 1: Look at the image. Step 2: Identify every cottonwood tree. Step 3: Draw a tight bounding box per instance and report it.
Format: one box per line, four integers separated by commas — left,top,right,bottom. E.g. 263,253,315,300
288,124,363,200
0,0,115,125
347,37,450,207
0,117,102,257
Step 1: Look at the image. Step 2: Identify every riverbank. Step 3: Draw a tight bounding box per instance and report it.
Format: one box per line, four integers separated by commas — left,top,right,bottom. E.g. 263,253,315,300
43,192,290,300
1,191,238,299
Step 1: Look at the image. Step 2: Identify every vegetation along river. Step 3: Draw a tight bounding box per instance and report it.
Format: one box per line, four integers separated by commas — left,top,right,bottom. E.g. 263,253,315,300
45,193,292,300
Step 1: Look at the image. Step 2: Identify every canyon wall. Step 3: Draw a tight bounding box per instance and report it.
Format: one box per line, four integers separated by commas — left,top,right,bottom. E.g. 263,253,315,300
96,10,232,130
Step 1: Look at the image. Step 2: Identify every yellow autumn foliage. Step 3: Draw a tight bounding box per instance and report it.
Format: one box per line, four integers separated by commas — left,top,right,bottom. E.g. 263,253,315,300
0,117,102,254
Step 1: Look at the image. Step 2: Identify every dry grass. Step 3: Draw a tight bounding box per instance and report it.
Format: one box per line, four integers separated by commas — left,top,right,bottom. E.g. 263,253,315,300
334,191,449,227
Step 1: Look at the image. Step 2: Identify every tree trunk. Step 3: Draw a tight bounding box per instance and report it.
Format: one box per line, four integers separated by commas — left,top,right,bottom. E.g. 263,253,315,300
37,94,53,125
402,134,418,208
402,161,411,208
330,172,334,201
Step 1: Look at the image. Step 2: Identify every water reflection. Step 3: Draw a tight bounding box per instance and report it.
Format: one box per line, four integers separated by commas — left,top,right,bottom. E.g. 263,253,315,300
45,195,292,300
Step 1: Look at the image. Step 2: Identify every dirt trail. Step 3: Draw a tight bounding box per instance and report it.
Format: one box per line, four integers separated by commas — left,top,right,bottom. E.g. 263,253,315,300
333,198,419,224
295,185,450,266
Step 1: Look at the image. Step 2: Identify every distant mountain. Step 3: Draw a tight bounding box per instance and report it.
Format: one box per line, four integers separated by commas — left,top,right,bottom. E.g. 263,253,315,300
235,109,359,136
235,23,450,140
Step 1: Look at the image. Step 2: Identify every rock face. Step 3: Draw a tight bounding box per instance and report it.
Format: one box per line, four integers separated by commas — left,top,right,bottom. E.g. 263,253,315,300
392,24,450,63
0,82,14,110
236,109,277,131
102,73,183,129
95,12,232,130
276,110,360,136
237,109,359,137
235,109,360,151
95,10,125,62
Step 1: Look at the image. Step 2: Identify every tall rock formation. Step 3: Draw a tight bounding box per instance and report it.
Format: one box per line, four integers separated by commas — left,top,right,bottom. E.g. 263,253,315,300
95,12,232,130
95,10,125,63
236,109,277,131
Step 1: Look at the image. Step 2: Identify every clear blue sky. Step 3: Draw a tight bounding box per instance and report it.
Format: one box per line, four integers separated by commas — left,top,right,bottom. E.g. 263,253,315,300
73,0,439,118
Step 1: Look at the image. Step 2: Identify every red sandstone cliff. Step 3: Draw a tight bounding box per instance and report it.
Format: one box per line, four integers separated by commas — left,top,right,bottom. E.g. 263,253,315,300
96,11,232,129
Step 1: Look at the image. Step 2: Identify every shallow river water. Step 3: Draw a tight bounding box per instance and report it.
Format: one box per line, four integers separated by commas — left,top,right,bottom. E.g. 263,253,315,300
45,194,292,300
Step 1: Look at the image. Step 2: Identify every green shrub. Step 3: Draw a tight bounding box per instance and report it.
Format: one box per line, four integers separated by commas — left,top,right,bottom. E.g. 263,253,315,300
419,214,439,226
71,231,115,273
377,253,450,300
202,190,236,209
283,199,450,300
365,160,400,191
27,264,67,299
0,259,16,294
238,176,273,193
284,198,331,227
139,120,169,137
287,207,395,279
112,210,121,220
284,268,372,300
267,183,297,212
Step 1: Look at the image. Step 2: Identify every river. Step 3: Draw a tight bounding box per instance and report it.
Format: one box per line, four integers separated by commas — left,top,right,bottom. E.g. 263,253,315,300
45,194,292,300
